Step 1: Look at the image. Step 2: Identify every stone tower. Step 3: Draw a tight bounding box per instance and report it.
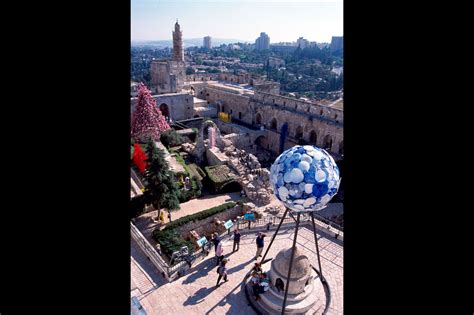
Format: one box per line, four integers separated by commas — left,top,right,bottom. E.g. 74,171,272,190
172,20,184,62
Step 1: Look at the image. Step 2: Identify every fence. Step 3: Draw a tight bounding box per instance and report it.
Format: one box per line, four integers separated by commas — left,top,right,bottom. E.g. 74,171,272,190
131,222,172,281
131,212,343,282
236,213,344,240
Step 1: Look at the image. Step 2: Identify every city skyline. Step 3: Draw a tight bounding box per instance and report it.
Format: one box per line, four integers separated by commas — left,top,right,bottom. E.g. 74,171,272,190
132,0,343,43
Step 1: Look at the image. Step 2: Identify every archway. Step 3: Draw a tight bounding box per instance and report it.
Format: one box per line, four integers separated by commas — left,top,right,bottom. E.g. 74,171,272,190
338,141,343,155
255,135,268,149
199,120,219,141
256,113,263,125
309,130,317,145
275,278,284,292
323,135,333,151
159,103,170,121
270,118,277,131
220,181,242,193
295,126,304,140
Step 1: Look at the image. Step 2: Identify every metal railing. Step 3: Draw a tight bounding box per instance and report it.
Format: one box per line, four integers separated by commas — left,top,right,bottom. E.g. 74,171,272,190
131,211,343,282
131,222,172,281
236,213,343,239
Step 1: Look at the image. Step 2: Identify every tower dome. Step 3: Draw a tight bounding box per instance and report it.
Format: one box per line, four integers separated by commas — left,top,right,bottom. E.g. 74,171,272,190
273,247,311,279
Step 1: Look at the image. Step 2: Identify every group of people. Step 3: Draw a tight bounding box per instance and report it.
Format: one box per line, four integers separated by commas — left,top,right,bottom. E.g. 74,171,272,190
211,230,268,289
211,232,229,287
250,263,271,301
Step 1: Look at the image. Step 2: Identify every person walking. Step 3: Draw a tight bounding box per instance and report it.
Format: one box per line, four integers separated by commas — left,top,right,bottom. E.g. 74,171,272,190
215,241,224,266
211,233,221,253
255,232,266,260
232,229,241,252
216,259,229,287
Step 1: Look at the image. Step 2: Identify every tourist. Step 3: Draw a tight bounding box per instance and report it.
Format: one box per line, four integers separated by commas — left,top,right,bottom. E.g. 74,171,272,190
252,262,262,274
167,211,172,222
215,241,224,266
216,259,229,287
232,229,241,252
250,272,262,300
255,232,266,260
211,233,221,252
259,273,270,293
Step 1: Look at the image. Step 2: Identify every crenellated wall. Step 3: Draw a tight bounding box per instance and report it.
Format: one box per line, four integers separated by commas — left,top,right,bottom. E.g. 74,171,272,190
187,81,343,156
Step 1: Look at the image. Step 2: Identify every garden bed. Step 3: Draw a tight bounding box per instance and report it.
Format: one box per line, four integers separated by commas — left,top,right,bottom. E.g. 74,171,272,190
152,201,237,259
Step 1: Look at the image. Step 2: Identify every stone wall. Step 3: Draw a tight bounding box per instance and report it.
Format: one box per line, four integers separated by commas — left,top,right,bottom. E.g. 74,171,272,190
176,205,245,239
223,133,252,149
217,73,251,84
206,147,229,166
251,92,343,155
188,83,343,156
254,82,281,95
186,73,219,82
131,92,195,121
150,60,186,94
203,86,253,124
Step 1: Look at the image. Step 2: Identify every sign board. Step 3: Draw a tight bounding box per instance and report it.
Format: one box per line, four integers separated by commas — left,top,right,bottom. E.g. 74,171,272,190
197,237,208,248
244,213,255,221
224,220,233,229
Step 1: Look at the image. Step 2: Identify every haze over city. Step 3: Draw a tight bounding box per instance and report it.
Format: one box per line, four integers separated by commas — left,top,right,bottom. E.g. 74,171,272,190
132,0,343,43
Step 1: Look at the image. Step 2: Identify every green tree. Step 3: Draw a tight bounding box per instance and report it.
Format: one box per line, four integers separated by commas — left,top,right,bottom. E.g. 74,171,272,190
143,138,181,219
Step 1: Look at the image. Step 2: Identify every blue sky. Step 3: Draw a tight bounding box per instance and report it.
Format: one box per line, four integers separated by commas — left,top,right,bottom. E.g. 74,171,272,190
131,0,343,43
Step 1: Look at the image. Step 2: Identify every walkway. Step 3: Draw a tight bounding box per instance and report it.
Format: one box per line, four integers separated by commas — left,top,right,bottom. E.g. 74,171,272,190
134,192,241,241
131,225,343,314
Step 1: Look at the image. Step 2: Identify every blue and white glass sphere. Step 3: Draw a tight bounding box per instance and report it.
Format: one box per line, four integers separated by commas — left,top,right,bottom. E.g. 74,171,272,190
270,145,341,212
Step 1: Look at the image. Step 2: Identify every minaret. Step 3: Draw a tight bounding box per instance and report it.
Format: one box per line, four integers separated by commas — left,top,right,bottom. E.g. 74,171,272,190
172,19,184,62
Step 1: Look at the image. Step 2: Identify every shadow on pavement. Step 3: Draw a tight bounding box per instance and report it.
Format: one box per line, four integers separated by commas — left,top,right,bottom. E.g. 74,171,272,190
183,286,216,306
205,282,253,315
226,256,255,274
182,257,216,285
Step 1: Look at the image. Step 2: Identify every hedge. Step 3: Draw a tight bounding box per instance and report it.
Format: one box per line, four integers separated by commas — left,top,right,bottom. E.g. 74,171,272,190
152,201,236,259
164,201,235,231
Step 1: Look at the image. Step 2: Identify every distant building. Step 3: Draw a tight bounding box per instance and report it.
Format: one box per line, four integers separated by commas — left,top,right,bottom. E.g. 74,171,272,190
330,36,343,52
203,36,212,49
317,42,329,49
270,42,296,53
255,32,270,50
296,37,309,49
267,57,285,68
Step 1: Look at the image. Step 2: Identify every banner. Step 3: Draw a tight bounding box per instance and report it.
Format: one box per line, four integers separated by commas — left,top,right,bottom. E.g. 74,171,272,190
219,112,232,123
224,220,233,229
244,213,255,221
197,237,208,248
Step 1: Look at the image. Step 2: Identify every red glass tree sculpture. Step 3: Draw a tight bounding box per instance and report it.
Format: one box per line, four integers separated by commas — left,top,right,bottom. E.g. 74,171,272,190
132,143,148,174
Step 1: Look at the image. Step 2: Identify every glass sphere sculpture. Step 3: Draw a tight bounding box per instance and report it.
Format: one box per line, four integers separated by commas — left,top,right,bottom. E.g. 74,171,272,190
270,145,341,212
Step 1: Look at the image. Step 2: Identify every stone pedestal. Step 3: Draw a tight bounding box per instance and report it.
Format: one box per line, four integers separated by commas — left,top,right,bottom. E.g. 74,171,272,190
246,247,321,314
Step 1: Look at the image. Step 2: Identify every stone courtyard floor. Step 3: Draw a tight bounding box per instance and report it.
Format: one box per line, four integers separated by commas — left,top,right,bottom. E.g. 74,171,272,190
131,224,343,315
